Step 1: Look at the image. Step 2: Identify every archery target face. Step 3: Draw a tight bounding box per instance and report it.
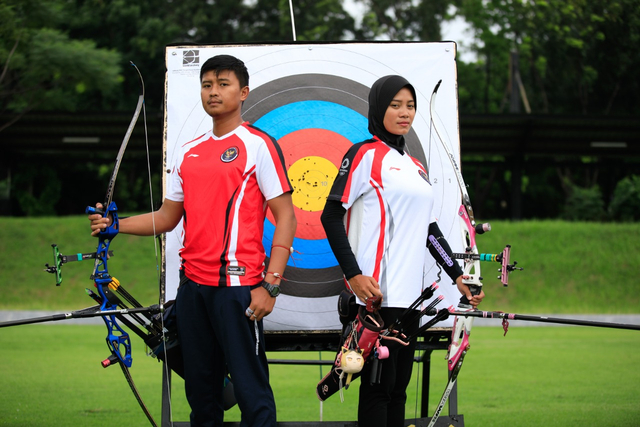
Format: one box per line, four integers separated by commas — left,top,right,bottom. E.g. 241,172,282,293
164,43,462,330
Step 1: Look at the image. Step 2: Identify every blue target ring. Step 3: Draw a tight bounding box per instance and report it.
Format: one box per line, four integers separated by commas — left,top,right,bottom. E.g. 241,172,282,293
255,100,369,143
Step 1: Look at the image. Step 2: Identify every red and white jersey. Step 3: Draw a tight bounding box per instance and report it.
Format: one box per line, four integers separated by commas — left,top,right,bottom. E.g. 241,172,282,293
166,122,292,287
328,136,436,308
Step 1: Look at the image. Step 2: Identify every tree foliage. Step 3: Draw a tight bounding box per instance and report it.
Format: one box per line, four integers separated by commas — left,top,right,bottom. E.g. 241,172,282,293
455,0,640,115
353,0,454,40
0,0,122,130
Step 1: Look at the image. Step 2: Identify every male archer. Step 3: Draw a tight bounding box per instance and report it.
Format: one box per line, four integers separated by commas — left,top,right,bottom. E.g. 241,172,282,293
89,55,296,427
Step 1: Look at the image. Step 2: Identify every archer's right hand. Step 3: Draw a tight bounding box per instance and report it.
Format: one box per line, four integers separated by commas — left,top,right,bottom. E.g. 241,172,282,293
347,274,384,306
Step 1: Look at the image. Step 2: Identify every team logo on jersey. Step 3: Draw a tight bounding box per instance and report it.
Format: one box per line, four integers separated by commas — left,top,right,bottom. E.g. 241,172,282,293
221,147,239,162
227,266,246,276
339,158,350,176
419,169,431,184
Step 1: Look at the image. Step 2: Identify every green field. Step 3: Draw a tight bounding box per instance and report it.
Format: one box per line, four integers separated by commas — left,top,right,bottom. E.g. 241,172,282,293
0,325,638,426
0,218,639,425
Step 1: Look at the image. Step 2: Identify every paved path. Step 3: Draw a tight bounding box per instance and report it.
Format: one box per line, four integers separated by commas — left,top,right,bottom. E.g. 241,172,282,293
2,311,639,327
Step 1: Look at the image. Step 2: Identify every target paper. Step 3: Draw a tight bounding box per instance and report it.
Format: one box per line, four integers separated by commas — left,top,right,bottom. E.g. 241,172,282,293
164,42,463,330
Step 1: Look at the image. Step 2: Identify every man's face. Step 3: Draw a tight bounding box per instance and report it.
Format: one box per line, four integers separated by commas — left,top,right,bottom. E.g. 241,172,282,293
200,70,249,119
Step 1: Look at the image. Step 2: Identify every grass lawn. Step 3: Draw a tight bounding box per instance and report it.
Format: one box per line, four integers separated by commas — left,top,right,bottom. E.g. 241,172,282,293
1,325,639,426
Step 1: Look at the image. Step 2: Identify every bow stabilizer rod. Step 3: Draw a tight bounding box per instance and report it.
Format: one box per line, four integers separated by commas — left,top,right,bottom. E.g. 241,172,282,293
450,309,640,331
0,305,161,328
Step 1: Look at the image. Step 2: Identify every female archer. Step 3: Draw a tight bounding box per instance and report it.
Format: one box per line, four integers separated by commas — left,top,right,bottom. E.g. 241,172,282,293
321,75,485,427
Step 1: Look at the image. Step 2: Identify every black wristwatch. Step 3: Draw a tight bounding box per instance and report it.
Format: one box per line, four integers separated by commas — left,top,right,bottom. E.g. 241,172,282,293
261,280,280,297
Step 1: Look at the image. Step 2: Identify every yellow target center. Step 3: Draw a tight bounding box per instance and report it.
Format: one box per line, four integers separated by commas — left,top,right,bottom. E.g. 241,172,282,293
288,156,338,212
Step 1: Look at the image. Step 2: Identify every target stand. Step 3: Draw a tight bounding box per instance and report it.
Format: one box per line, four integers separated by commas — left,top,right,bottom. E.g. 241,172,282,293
161,41,467,426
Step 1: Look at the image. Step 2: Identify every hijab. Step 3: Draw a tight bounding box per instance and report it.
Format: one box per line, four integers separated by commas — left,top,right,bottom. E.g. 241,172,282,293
367,75,417,153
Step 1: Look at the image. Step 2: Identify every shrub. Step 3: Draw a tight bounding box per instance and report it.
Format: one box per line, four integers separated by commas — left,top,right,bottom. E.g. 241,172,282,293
13,166,61,216
561,184,605,221
608,175,640,222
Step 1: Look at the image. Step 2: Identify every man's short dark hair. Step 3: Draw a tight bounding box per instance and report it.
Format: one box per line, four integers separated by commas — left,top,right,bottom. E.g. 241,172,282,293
199,55,249,88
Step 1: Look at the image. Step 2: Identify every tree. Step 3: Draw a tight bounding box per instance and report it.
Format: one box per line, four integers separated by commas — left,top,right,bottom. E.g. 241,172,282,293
0,0,122,131
454,0,640,115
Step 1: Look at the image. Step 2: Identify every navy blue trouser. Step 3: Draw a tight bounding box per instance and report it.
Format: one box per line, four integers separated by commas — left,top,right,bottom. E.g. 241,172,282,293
176,277,276,427
358,307,420,427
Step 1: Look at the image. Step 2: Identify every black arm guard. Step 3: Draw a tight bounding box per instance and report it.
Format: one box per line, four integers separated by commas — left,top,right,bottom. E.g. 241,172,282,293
427,222,464,283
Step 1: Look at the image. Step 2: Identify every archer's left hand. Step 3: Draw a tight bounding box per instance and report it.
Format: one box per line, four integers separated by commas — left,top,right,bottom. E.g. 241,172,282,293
88,203,112,236
455,275,485,308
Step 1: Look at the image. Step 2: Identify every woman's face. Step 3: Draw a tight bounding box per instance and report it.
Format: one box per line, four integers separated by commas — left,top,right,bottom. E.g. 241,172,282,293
382,87,416,136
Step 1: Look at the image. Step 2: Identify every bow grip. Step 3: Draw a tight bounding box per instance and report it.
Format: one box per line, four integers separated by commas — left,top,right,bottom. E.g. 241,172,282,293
87,201,120,283
459,283,482,307
86,202,120,241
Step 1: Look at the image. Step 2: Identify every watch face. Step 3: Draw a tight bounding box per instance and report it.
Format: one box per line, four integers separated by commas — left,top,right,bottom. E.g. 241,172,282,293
263,281,280,297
